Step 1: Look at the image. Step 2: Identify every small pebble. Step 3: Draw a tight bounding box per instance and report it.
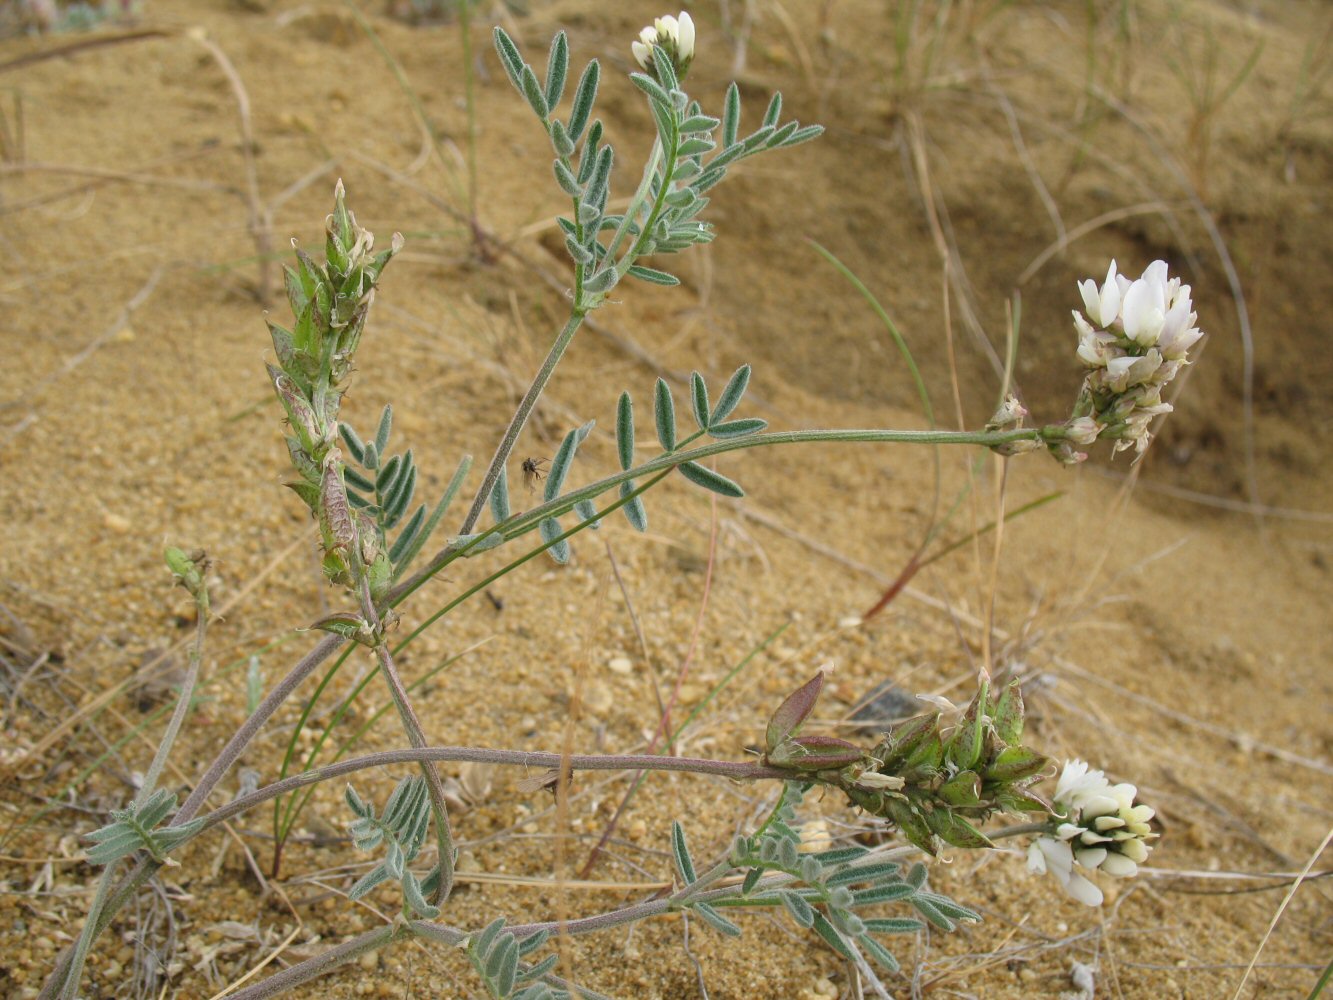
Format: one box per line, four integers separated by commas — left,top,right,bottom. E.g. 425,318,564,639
359,949,379,971
607,656,633,675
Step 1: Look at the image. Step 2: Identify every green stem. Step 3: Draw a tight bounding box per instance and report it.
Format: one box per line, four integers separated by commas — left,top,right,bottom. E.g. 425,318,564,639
456,309,587,536
603,136,665,266
667,858,736,908
137,586,209,802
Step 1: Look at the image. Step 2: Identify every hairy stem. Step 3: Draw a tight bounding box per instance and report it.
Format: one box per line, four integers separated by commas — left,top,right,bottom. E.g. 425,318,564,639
227,923,402,1000
354,572,456,906
457,309,587,536
187,748,788,841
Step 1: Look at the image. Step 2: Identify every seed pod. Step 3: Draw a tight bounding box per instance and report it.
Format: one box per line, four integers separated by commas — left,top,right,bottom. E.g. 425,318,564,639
321,460,356,553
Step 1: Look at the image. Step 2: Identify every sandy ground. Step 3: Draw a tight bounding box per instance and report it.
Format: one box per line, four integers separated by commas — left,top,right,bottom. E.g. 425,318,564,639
1,0,1330,997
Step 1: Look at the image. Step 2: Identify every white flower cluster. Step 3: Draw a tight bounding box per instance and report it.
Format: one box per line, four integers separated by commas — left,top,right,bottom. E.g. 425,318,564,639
631,11,696,76
1062,260,1204,460
1027,759,1156,906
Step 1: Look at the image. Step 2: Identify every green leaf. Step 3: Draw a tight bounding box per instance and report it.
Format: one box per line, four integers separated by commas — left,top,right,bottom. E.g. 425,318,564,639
813,846,869,866
741,866,763,895
810,911,853,960
679,461,743,498
765,121,799,148
583,266,618,295
915,891,981,924
710,364,752,423
616,391,635,471
375,454,403,492
692,902,741,937
850,882,915,906
670,821,697,884
574,499,600,528
474,918,506,964
824,861,900,887
708,417,767,439
654,378,677,451
553,158,581,196
520,64,549,120
373,404,393,457
549,119,574,159
620,481,648,532
544,31,568,112
629,72,673,117
490,466,511,523
492,27,524,91
862,917,925,934
517,953,558,984
339,422,366,464
401,869,440,919
344,465,375,494
762,91,783,128
493,935,520,996
545,427,581,501
627,264,680,286
910,895,956,931
858,934,901,973
345,783,370,819
779,890,815,928
540,517,570,564
677,137,715,157
780,124,824,148
392,453,471,577
722,81,741,147
689,372,710,430
348,865,390,900
517,929,549,958
679,114,720,134
567,60,599,142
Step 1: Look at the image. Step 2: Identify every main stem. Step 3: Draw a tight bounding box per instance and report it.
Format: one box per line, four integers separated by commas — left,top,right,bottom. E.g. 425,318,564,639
354,573,456,905
457,309,587,536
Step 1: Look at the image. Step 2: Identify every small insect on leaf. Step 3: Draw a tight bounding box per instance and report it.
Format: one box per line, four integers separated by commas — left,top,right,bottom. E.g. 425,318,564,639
521,457,548,492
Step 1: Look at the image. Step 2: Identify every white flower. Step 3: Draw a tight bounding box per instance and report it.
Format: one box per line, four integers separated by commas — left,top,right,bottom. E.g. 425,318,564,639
631,11,696,74
1028,837,1104,906
1029,759,1157,904
1078,261,1121,329
1064,260,1204,461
